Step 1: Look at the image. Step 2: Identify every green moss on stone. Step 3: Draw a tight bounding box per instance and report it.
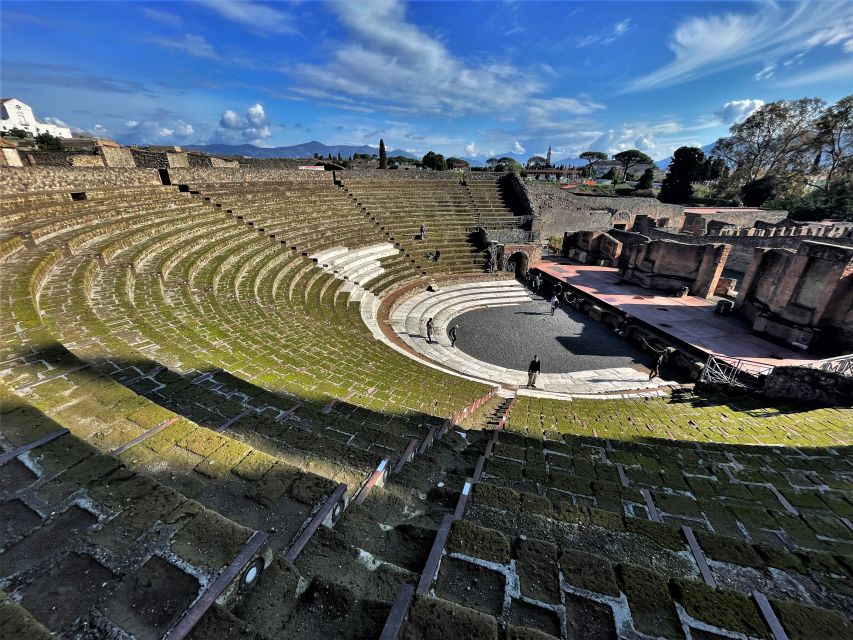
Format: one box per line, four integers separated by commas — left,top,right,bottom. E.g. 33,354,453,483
515,538,560,603
447,520,511,564
520,493,553,517
770,598,853,640
232,450,277,482
624,517,685,551
472,483,520,513
616,563,682,639
559,549,619,596
697,531,765,569
673,578,769,638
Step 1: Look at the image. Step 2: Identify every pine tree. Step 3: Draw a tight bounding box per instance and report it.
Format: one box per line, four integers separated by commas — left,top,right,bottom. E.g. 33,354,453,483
379,139,387,169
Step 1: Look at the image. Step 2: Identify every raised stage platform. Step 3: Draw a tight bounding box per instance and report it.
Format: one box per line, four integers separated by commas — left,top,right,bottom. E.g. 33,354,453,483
534,261,820,370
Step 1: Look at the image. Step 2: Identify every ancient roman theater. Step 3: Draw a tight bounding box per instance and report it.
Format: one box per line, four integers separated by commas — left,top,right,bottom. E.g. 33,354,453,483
0,162,851,640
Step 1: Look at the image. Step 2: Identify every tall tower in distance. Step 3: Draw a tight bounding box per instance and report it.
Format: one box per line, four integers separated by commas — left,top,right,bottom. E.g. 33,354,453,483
546,145,552,166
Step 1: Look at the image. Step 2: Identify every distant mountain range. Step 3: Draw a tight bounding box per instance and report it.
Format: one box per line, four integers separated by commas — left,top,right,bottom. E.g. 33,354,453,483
184,141,418,160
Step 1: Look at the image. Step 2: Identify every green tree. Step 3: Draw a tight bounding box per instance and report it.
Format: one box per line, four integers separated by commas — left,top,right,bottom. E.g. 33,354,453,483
485,157,499,169
35,132,64,151
613,149,654,181
495,157,522,172
637,168,655,190
4,127,28,139
379,138,387,169
422,151,447,171
446,157,468,168
602,167,619,182
526,155,547,169
579,151,607,176
658,146,705,204
714,97,825,186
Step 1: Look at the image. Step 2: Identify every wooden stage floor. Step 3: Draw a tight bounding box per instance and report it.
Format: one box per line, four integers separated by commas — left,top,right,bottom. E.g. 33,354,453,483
534,261,820,369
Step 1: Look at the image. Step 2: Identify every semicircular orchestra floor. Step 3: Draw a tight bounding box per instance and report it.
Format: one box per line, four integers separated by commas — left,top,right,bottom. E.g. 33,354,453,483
384,279,679,397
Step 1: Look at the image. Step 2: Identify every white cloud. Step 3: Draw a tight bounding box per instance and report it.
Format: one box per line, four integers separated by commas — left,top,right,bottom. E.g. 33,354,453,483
216,103,272,144
626,2,853,92
512,141,526,154
149,34,218,60
465,141,480,157
575,18,632,48
199,0,297,36
123,116,197,143
289,0,586,118
715,99,765,124
44,116,68,127
142,8,183,29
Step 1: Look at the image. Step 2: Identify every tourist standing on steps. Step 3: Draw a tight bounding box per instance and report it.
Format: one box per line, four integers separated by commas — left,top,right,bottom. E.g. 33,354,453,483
527,355,541,388
549,295,559,316
419,224,427,240
449,324,458,347
426,317,434,343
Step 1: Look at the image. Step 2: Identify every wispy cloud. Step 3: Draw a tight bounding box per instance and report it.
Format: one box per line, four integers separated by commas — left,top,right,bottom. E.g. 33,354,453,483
626,2,853,92
575,19,632,48
290,0,595,119
142,8,184,29
3,60,157,96
199,0,298,36
148,34,219,59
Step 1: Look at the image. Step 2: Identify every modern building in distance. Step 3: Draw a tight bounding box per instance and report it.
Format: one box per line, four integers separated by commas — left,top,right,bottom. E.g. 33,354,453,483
0,98,72,138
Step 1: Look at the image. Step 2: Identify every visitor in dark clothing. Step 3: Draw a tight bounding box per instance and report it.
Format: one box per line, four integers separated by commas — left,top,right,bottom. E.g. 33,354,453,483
528,355,541,388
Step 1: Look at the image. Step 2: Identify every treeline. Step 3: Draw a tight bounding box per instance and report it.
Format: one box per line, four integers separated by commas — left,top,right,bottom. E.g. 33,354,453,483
660,95,852,220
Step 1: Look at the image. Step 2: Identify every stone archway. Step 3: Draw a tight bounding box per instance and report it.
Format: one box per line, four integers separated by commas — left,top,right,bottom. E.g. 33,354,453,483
507,251,530,276
496,243,540,276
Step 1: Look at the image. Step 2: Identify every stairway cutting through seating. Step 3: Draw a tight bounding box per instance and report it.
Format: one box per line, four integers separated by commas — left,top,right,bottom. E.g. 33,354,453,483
1,174,851,640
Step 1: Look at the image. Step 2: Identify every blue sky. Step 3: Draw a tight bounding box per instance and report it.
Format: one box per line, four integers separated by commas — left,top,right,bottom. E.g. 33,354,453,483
2,1,851,161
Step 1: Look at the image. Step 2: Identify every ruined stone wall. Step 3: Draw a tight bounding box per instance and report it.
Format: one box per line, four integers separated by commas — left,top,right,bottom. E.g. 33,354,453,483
645,227,853,273
169,167,333,185
525,184,685,238
0,167,162,193
0,148,23,167
621,239,731,298
26,150,98,167
166,152,189,168
763,366,853,405
681,208,788,234
69,154,105,167
735,241,853,349
129,149,169,169
99,146,135,168
188,153,212,167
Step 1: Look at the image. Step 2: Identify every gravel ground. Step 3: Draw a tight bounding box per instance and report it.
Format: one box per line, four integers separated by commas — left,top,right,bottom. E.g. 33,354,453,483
450,297,654,374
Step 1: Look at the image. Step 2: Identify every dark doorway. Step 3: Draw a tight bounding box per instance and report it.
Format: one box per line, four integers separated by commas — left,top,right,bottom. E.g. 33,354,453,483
158,169,171,186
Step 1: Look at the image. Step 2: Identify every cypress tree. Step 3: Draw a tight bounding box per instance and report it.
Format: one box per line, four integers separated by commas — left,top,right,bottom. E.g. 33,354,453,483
379,139,387,169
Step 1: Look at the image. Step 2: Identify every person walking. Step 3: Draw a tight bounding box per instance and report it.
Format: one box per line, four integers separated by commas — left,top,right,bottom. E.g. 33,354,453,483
449,324,458,347
553,281,563,298
527,355,541,388
645,340,670,380
419,224,427,240
533,273,542,295
549,295,559,316
426,317,434,344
